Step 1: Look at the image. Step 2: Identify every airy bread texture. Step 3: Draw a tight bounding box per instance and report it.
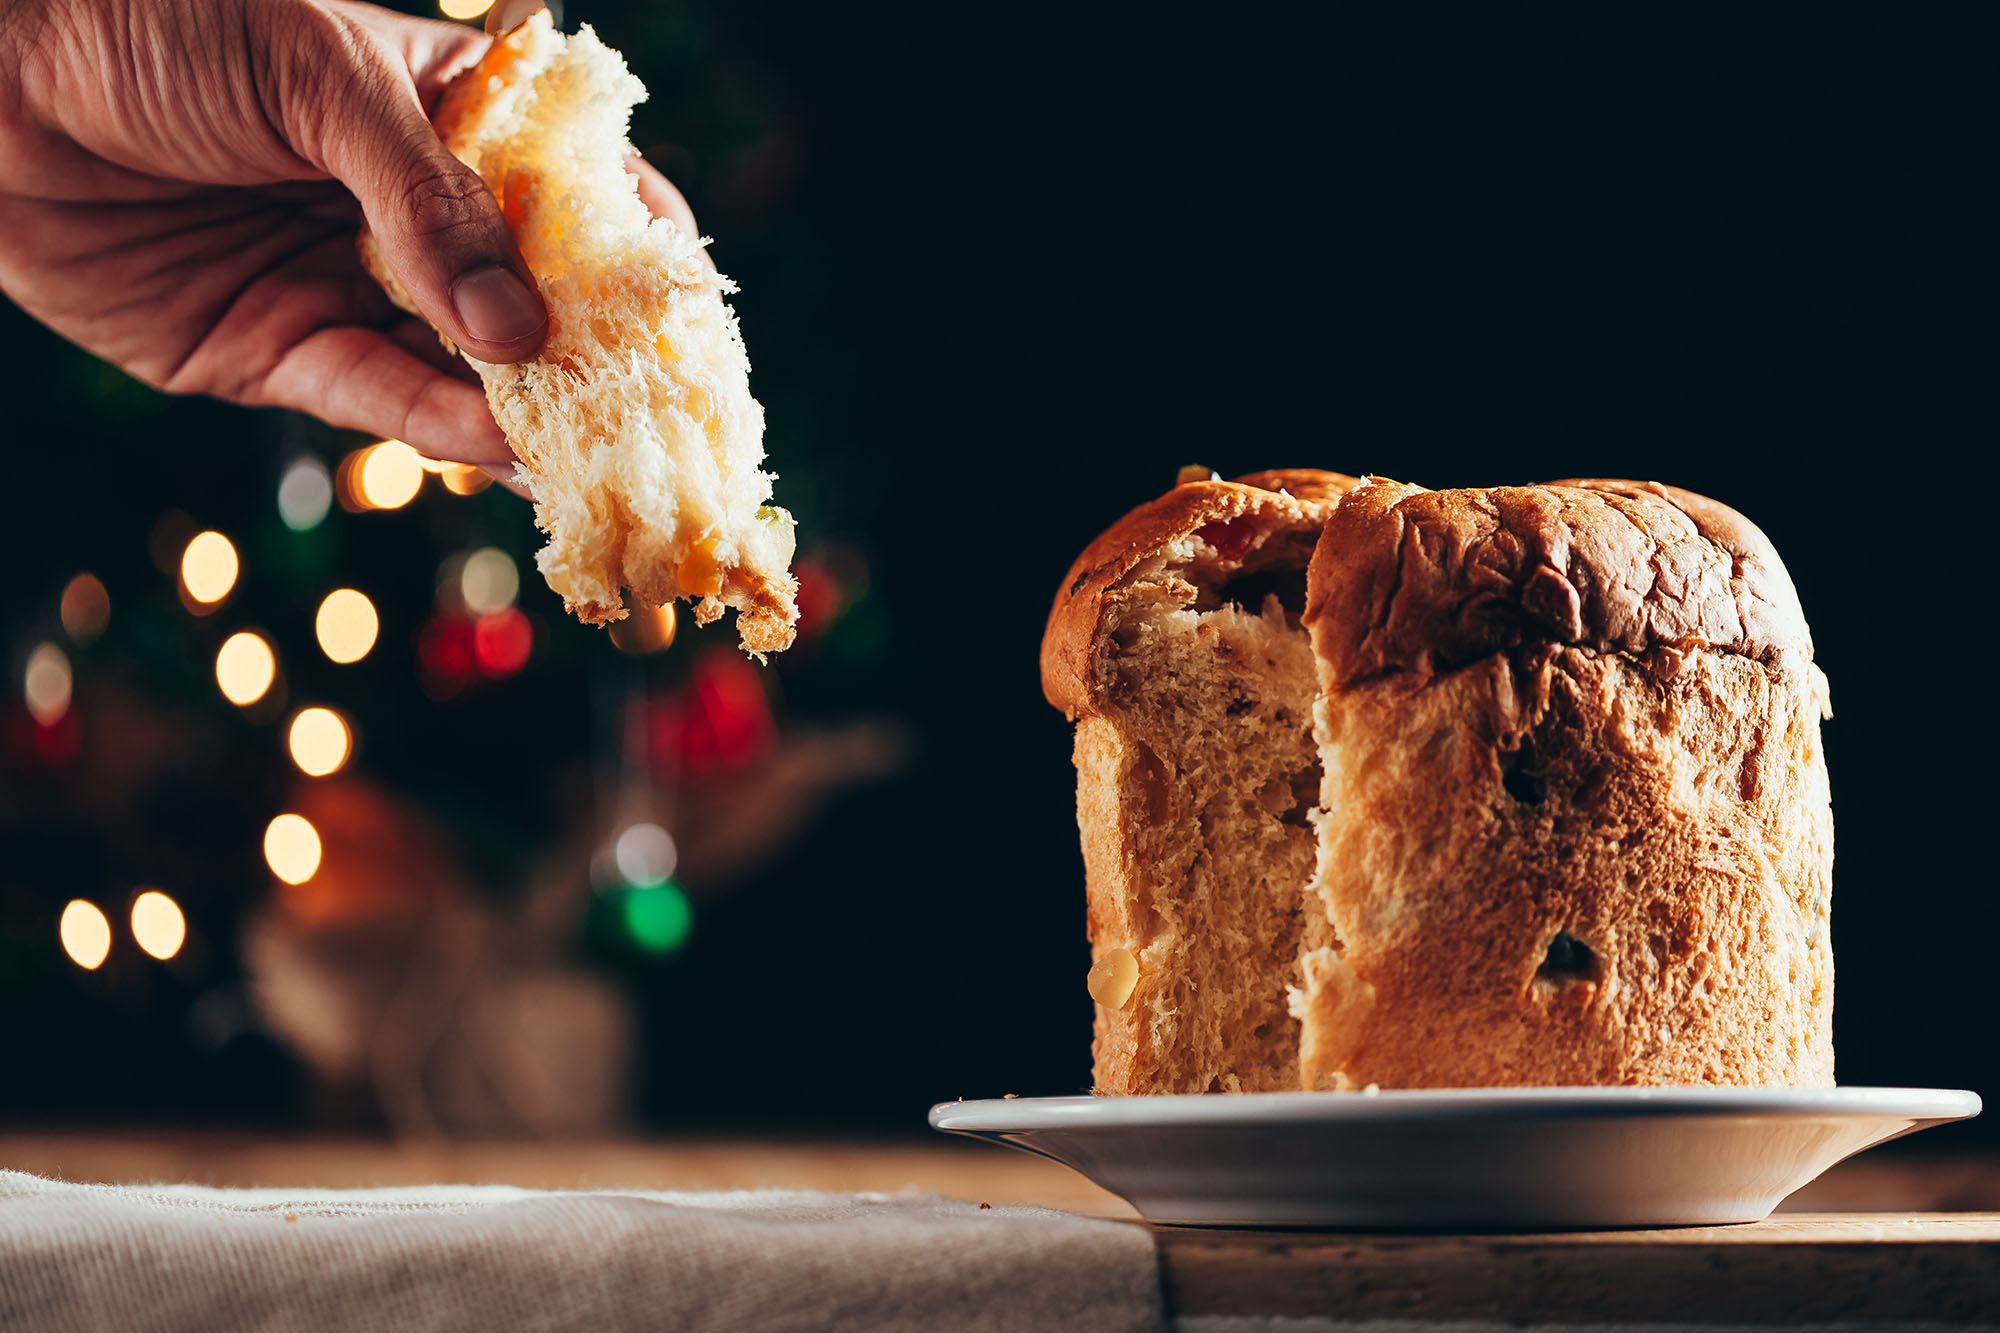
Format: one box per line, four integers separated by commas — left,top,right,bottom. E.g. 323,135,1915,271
1043,470,1360,1093
1044,474,1835,1093
361,14,797,654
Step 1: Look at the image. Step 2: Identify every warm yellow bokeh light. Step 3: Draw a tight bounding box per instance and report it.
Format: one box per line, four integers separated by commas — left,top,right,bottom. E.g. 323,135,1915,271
460,547,520,616
181,531,239,604
130,890,187,961
316,589,379,664
438,0,494,19
440,463,494,496
60,573,111,643
60,899,112,970
608,601,677,656
264,813,322,885
358,440,424,509
215,631,277,705
288,707,351,777
23,641,73,726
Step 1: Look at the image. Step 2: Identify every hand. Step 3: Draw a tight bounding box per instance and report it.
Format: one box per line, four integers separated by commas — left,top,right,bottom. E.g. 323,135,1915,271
0,0,694,472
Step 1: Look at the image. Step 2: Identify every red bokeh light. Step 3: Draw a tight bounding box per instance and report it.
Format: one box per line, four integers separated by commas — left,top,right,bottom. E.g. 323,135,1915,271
417,613,476,697
647,648,777,776
472,608,533,678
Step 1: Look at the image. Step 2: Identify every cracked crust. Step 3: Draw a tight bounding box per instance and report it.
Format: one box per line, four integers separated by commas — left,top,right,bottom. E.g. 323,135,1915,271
1297,477,1834,1090
1046,472,1834,1094
1305,477,1814,688
1042,469,1361,720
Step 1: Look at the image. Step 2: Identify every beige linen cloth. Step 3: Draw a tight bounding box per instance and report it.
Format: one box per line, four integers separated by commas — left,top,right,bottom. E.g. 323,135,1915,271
0,1171,1163,1332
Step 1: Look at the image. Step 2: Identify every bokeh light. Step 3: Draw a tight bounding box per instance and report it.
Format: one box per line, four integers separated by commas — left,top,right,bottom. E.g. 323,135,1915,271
460,547,519,616
316,590,379,664
215,631,276,706
129,890,187,962
440,463,494,495
59,900,112,970
59,573,110,644
264,813,322,885
472,608,532,676
618,883,692,955
614,822,678,886
439,0,494,19
357,440,424,510
23,642,72,726
180,531,238,606
608,601,677,655
278,455,333,531
288,707,351,777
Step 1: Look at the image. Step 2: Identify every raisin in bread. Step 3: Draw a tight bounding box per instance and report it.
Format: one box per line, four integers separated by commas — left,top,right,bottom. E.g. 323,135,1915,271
1044,474,1834,1093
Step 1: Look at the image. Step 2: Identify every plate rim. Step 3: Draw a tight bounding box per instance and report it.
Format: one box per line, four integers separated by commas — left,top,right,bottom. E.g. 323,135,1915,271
929,1085,1983,1133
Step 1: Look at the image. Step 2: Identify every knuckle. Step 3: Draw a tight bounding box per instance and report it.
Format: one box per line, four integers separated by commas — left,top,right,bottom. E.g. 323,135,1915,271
398,164,496,242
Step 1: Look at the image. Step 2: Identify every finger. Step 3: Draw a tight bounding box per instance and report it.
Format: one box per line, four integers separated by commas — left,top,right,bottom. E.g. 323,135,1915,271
260,324,518,470
485,464,534,499
324,1,494,115
486,0,555,37
625,153,699,237
387,312,477,381
280,7,547,364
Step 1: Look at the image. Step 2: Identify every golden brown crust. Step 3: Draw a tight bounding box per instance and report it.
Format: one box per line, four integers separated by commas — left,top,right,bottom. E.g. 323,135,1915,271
1305,478,1813,689
1041,469,1362,720
1296,477,1833,1091
1298,642,1834,1089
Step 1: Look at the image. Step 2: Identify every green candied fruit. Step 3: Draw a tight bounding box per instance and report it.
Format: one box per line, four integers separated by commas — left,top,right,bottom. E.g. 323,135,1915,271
755,504,792,524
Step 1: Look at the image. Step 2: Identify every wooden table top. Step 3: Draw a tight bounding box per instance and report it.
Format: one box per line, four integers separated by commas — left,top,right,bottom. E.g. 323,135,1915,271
5,1132,1997,1324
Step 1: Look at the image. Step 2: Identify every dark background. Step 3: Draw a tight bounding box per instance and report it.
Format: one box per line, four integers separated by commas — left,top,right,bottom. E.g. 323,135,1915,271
3,3,1993,1140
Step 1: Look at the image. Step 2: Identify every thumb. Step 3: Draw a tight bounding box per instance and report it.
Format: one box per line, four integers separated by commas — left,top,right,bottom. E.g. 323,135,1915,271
298,22,546,362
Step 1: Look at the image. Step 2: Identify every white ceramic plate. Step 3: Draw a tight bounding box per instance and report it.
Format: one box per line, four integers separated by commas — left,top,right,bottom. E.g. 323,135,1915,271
930,1086,1981,1228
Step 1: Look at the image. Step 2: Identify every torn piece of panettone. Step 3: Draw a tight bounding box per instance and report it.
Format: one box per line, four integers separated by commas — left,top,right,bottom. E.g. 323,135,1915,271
360,13,798,654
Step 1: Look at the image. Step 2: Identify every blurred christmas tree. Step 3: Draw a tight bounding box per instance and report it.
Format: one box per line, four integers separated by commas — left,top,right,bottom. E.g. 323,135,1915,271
0,0,903,1132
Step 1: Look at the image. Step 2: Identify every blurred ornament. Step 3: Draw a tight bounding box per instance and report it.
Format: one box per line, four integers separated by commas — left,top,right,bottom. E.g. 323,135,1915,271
23,641,72,726
59,899,111,970
130,889,187,961
647,647,776,776
607,600,676,655
215,631,277,706
316,589,378,664
244,773,633,1135
472,607,533,677
277,455,333,532
439,0,493,19
180,530,238,608
59,573,110,644
417,611,478,698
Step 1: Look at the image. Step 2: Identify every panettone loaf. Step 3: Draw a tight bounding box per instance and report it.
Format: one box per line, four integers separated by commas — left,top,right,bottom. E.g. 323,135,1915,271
1043,469,1361,1094
1297,478,1833,1088
1043,474,1834,1093
359,14,798,654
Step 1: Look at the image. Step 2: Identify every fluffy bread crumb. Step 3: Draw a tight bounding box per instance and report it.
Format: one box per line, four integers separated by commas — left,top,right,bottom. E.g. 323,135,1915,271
364,14,798,654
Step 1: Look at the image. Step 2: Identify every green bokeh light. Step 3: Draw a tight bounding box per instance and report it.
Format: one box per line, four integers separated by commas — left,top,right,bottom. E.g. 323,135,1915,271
617,882,692,955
